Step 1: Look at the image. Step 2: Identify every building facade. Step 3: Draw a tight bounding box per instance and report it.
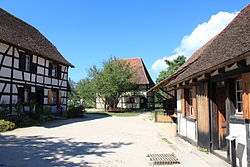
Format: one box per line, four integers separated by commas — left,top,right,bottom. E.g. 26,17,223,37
150,4,250,167
96,58,154,110
0,9,74,113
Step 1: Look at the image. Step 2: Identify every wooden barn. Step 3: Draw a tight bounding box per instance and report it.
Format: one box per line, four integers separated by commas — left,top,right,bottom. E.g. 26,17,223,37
96,58,154,110
150,4,250,167
0,9,74,113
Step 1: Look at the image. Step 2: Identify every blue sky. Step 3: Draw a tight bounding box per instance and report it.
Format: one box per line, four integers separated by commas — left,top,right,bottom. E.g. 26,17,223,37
1,0,249,82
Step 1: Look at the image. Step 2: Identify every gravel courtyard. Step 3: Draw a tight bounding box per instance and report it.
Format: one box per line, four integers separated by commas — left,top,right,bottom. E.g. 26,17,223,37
0,112,229,167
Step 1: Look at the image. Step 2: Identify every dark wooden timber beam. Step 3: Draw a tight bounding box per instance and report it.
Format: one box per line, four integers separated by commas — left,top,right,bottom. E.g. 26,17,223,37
218,67,225,74
237,59,246,68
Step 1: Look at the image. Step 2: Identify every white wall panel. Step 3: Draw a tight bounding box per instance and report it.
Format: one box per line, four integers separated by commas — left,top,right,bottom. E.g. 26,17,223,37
0,67,11,78
3,56,12,67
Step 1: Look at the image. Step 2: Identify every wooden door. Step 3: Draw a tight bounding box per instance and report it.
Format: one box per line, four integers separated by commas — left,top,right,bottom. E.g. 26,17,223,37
216,86,227,150
197,82,210,149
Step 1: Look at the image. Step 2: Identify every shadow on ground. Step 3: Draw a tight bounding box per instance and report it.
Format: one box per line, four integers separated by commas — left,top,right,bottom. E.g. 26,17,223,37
44,113,110,128
0,134,133,167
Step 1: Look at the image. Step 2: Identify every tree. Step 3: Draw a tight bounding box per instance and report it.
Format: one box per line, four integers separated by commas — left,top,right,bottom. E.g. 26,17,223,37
68,78,78,105
76,78,95,107
92,57,136,109
156,55,186,83
155,55,186,107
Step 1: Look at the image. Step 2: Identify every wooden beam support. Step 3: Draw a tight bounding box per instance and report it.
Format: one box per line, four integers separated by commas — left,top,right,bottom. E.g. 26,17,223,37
218,67,225,74
237,59,246,68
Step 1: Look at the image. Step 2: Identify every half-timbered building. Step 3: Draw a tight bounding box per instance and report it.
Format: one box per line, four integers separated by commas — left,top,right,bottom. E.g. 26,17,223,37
96,58,154,110
0,8,74,113
150,4,250,167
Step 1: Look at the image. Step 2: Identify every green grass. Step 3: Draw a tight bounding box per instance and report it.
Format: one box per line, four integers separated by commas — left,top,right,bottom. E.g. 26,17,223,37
198,147,210,154
161,137,173,144
85,110,140,117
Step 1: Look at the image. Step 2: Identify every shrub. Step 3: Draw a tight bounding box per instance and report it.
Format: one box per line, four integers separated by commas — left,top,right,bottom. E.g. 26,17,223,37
67,105,85,118
0,120,15,132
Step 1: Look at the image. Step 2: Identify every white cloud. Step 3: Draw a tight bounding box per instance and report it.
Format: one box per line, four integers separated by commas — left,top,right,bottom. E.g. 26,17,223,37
151,11,239,75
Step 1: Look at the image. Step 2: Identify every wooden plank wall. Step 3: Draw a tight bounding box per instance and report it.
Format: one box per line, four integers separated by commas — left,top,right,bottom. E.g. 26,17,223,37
197,82,210,149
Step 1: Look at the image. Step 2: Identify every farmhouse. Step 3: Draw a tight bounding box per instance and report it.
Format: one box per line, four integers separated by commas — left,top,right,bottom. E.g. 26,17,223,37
96,58,154,110
0,9,74,113
150,4,250,167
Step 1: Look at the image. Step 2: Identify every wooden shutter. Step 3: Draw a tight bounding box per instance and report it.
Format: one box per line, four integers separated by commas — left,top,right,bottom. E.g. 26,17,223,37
48,90,52,104
58,91,62,104
181,89,186,117
242,72,250,119
192,86,197,119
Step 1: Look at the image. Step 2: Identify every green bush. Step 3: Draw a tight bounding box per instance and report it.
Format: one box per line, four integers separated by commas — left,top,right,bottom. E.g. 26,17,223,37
67,105,85,118
0,120,15,132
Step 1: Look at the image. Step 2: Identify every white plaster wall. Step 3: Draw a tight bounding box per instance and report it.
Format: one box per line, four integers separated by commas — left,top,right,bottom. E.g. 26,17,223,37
61,81,67,87
31,74,36,82
4,84,10,93
37,75,43,83
0,95,10,104
14,48,19,58
229,123,247,167
13,70,22,80
52,79,58,85
37,66,44,75
37,57,45,66
32,55,37,63
0,42,9,53
14,58,19,68
44,69,48,76
45,60,50,67
24,73,30,81
7,47,12,55
45,77,51,84
12,85,17,94
186,120,197,141
0,67,11,78
3,56,12,67
0,83,5,92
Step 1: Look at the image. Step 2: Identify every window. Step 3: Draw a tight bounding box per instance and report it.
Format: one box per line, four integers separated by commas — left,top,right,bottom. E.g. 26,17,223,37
49,63,61,78
52,90,58,104
24,87,29,103
52,64,57,77
235,80,243,114
188,89,194,116
25,55,30,71
124,96,135,103
182,87,196,118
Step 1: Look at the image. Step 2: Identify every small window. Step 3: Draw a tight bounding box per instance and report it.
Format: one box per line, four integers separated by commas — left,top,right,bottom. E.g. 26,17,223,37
235,80,243,114
185,89,194,117
52,64,57,77
52,90,58,104
24,87,29,103
25,55,30,71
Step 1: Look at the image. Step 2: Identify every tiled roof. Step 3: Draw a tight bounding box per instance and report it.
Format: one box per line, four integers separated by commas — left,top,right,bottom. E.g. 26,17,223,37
0,8,74,67
120,58,154,85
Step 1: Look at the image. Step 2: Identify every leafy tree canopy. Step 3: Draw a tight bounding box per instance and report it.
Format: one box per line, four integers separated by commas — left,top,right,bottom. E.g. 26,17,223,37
156,55,186,83
92,57,136,108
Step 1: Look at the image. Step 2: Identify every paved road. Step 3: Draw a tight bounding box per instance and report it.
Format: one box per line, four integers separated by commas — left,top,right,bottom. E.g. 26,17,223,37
0,113,229,167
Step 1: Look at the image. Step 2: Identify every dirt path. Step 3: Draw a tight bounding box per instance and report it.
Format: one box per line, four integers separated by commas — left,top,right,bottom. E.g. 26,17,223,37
0,113,178,167
0,113,229,167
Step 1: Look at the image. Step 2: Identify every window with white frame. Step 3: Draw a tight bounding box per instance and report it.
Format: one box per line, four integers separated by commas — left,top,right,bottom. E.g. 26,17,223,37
235,80,243,114
189,89,194,116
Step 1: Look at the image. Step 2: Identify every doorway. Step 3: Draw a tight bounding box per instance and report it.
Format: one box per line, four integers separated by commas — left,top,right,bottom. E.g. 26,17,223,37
215,82,227,150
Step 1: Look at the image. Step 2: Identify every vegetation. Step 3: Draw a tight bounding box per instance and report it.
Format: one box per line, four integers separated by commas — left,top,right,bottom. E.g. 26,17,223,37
155,55,186,108
0,120,15,132
67,105,85,118
198,147,210,154
68,57,137,110
161,137,173,144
